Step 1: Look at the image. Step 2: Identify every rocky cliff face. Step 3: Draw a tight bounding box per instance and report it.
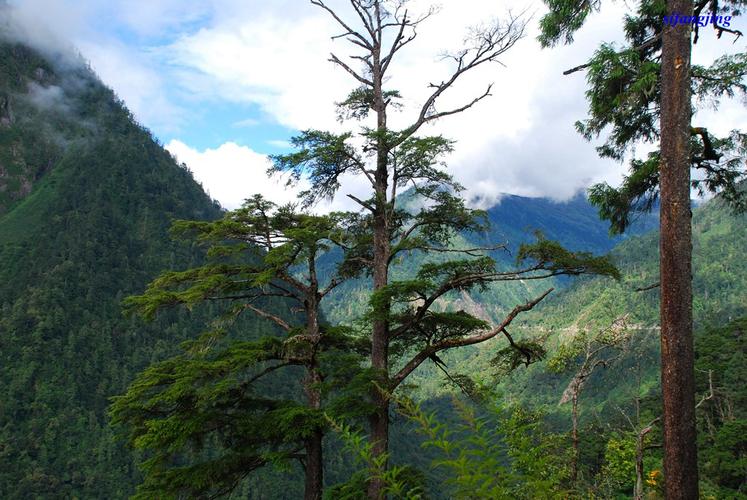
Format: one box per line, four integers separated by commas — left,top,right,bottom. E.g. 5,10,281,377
0,40,85,213
0,93,12,126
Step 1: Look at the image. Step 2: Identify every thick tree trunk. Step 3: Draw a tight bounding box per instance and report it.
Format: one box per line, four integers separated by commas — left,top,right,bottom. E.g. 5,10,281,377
660,1,698,497
367,154,391,499
303,271,323,500
368,216,390,499
368,26,391,498
304,425,324,500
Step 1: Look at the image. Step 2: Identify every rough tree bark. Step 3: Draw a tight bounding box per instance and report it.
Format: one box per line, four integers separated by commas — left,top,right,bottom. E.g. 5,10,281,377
303,285,324,500
369,8,391,496
659,0,699,497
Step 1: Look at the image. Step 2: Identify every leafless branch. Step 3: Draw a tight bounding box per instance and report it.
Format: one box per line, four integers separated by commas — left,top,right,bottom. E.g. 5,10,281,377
635,282,660,292
389,242,509,264
243,303,293,331
244,361,296,386
267,281,304,302
320,276,344,297
329,53,374,86
349,0,377,40
396,12,526,143
311,0,373,50
501,327,534,366
695,369,714,409
709,0,743,44
380,6,438,76
347,193,375,212
402,244,508,257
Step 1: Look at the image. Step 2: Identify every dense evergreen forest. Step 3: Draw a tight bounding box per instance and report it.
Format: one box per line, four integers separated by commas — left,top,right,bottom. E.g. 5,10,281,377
1,1,746,499
0,35,282,497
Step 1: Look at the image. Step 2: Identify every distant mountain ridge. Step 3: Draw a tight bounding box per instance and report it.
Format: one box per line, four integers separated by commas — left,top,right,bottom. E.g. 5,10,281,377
479,191,658,252
322,189,658,325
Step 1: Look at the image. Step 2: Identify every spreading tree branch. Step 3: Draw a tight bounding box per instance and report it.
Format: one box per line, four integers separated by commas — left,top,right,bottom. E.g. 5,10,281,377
311,0,373,50
390,288,553,389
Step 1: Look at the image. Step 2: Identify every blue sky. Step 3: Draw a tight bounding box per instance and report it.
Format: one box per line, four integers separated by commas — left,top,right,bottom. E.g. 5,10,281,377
6,0,747,210
16,0,302,155
113,13,299,154
160,98,296,154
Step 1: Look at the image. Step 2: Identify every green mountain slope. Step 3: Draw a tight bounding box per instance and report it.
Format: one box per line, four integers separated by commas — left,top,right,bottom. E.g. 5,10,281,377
387,192,745,498
505,192,746,418
0,35,233,498
410,190,746,405
526,192,747,332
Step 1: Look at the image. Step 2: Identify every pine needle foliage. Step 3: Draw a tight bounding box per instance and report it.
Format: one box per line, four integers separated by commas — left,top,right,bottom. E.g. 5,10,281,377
111,195,365,499
397,395,571,499
541,0,747,233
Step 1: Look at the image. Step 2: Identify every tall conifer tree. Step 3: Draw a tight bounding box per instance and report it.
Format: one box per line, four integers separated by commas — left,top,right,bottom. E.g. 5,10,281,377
539,0,746,496
273,2,621,497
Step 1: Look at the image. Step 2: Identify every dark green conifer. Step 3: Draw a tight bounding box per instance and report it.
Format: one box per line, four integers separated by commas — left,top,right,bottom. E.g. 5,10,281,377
540,0,746,495
272,3,622,496
111,196,365,500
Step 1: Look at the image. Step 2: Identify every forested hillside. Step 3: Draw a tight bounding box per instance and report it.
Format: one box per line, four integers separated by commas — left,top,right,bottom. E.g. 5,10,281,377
0,36,235,498
390,191,746,497
406,188,746,400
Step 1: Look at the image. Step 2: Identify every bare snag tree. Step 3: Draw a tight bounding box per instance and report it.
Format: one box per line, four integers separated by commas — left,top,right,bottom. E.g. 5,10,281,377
273,1,620,498
552,316,633,484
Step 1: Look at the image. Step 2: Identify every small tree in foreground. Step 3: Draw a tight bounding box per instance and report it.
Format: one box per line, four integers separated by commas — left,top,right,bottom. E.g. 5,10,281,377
397,395,571,499
550,316,633,484
110,196,365,500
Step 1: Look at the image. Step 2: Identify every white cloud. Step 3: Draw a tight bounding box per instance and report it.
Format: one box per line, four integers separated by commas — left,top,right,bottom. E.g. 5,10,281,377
159,0,747,209
166,139,304,209
1,0,89,64
232,117,260,127
166,139,376,213
267,139,293,148
164,13,349,130
7,0,747,210
26,82,69,111
159,0,629,207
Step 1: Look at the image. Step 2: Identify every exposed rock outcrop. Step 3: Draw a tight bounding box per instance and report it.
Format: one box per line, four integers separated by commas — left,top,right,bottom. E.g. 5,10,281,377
0,94,12,126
